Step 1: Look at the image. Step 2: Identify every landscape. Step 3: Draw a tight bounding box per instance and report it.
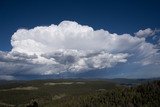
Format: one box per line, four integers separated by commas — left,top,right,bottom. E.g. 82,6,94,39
0,78,160,107
0,0,160,107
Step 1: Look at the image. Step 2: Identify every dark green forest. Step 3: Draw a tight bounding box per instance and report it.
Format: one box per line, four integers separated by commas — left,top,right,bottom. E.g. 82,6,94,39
0,79,159,107
56,81,160,107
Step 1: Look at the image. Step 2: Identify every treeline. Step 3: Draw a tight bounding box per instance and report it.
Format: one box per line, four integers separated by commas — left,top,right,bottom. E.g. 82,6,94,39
53,81,160,107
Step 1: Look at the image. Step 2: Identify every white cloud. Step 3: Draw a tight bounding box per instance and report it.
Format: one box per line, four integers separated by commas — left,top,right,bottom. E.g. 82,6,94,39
11,21,149,54
134,28,160,38
0,21,159,78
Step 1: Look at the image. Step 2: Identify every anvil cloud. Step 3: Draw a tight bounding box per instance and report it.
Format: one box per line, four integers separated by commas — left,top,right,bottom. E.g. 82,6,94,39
0,21,159,80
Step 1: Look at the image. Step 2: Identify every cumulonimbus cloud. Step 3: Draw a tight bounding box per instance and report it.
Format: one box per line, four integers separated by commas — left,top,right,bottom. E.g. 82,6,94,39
0,21,159,79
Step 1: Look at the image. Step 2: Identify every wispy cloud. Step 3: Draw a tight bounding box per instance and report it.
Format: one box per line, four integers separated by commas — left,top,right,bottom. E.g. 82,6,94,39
134,28,160,38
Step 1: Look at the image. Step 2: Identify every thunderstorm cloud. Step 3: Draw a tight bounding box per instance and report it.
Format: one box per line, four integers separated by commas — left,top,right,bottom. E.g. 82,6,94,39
0,21,160,80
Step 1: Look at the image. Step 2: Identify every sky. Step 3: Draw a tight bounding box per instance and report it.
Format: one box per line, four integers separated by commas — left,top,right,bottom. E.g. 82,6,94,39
0,0,160,80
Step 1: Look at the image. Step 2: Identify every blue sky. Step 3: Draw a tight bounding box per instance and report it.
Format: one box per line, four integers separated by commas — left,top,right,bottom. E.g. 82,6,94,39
0,0,160,80
1,0,160,51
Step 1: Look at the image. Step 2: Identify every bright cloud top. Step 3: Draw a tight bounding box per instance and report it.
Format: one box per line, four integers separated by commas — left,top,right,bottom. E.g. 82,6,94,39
0,21,159,79
11,21,143,54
